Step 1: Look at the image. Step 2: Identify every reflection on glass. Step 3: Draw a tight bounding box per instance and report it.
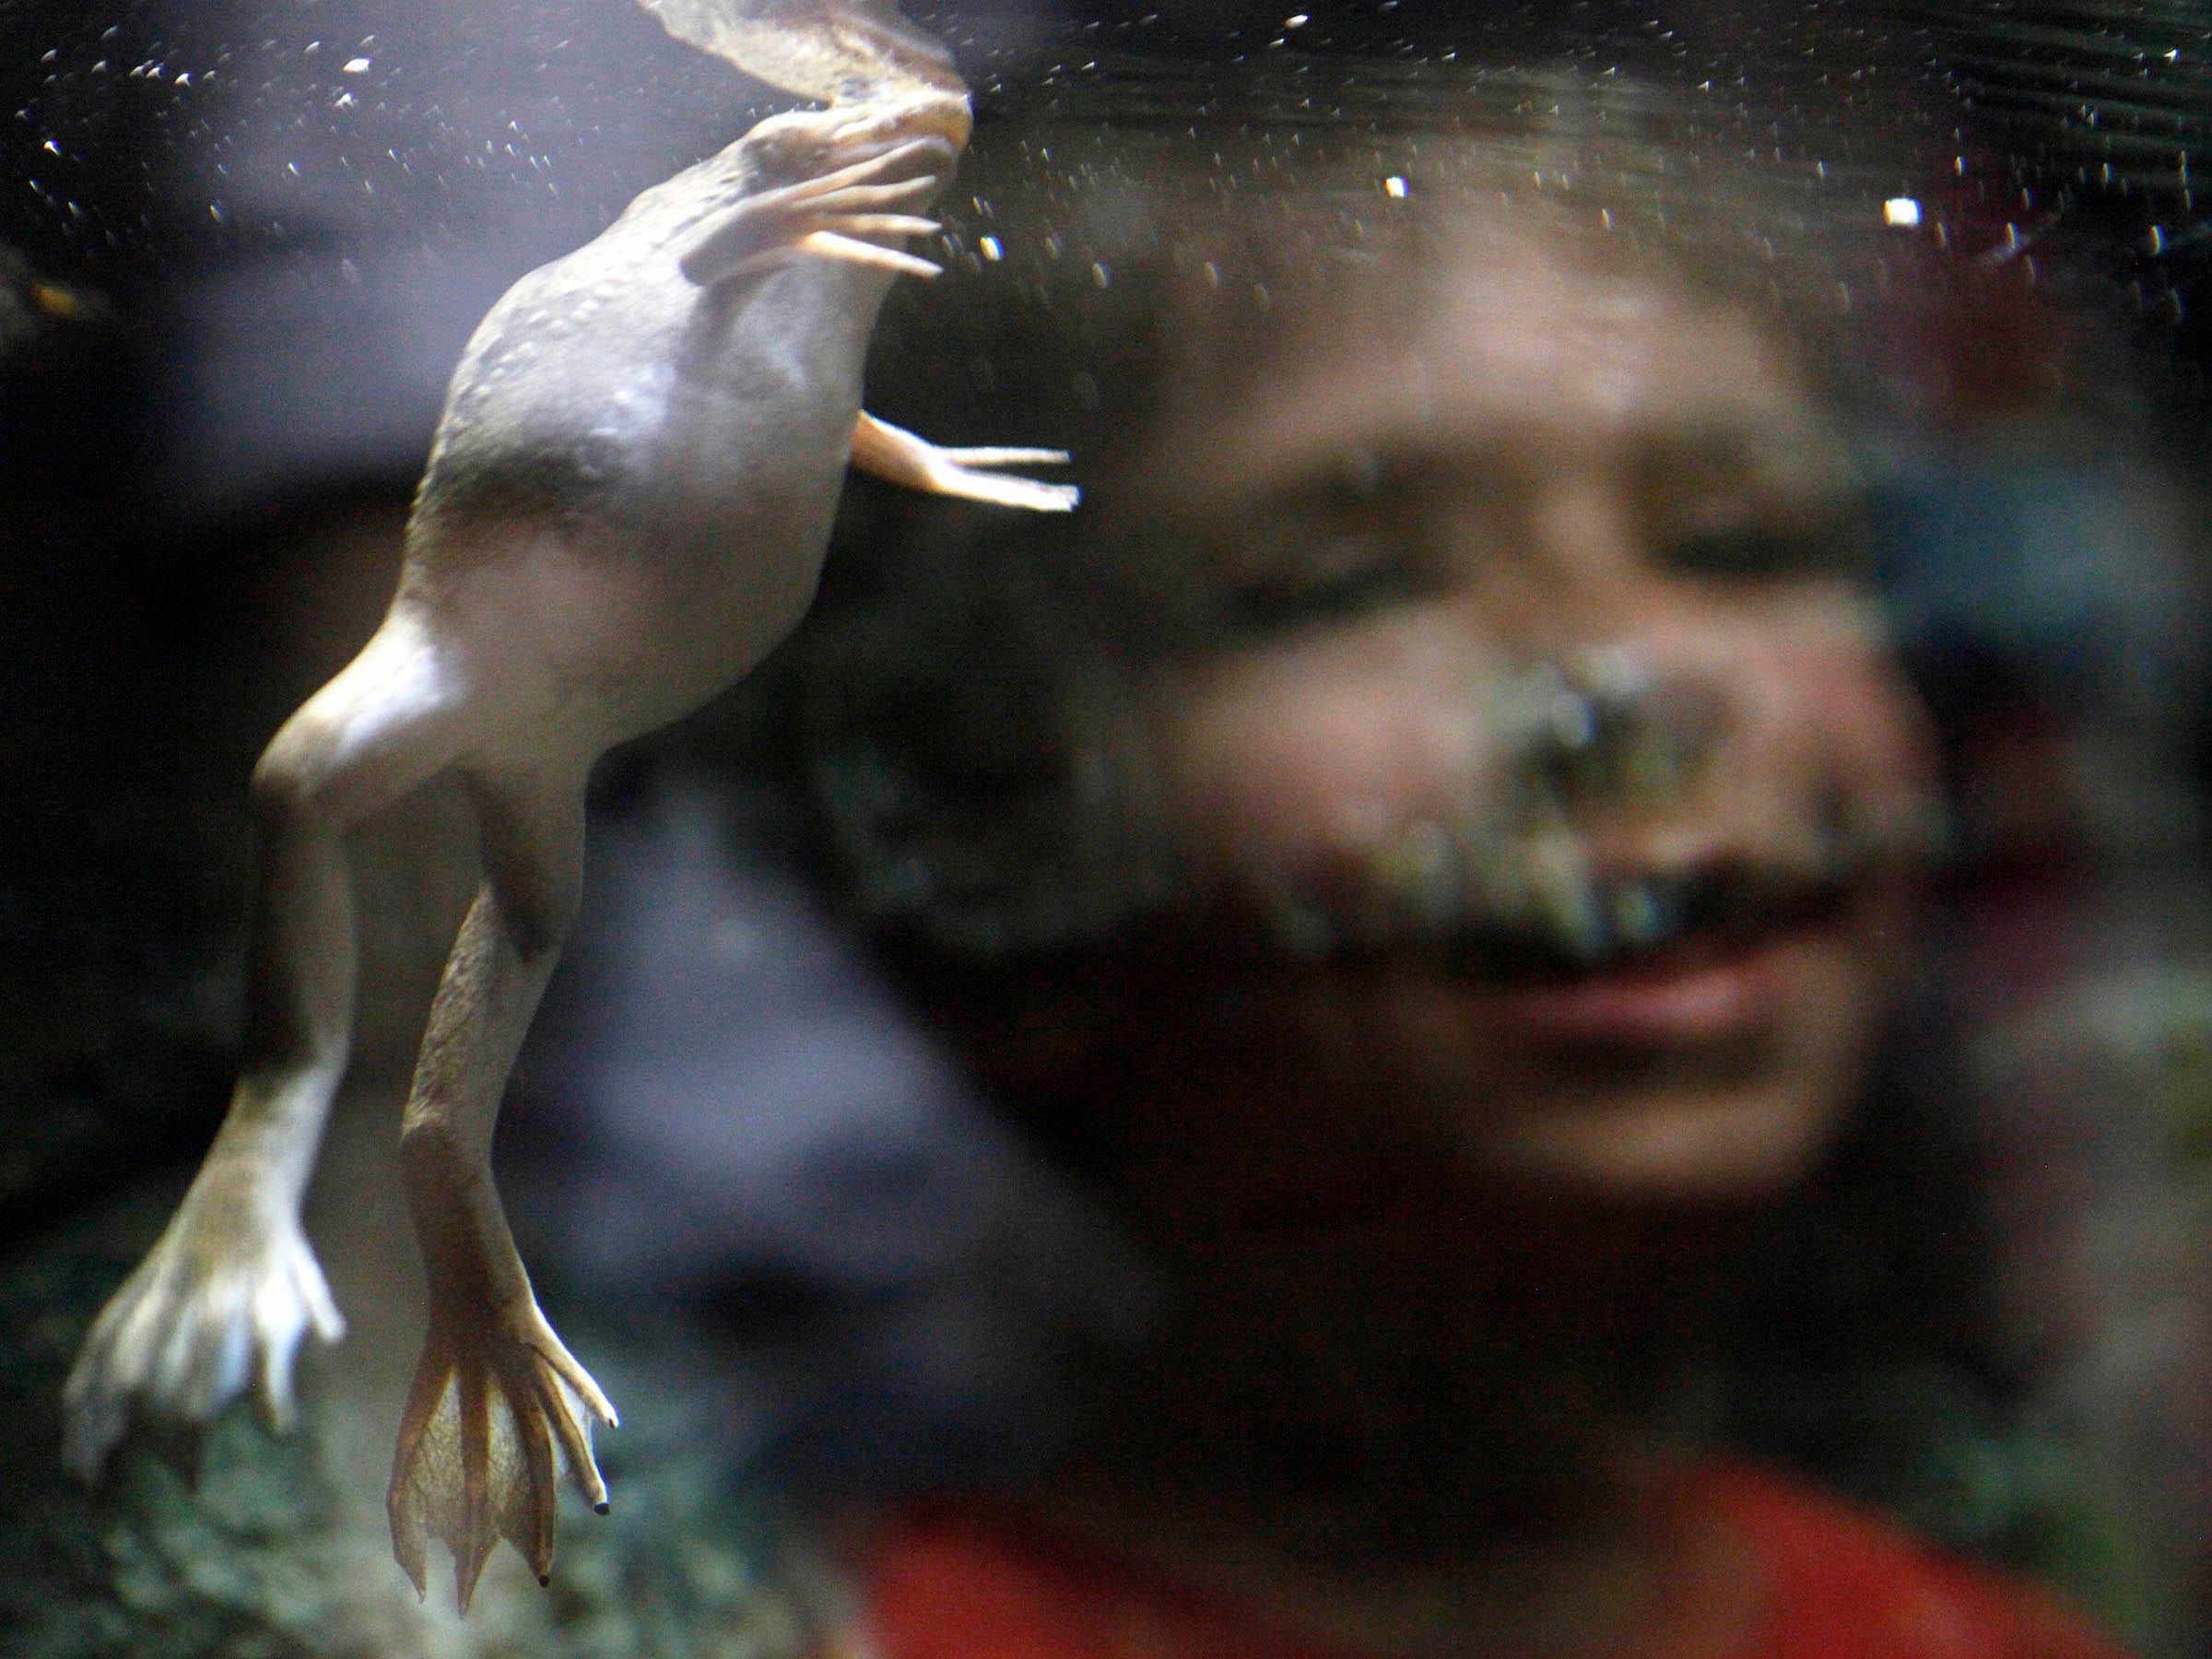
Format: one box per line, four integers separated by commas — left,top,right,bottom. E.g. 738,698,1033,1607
2,6,2206,1658
778,65,2207,1659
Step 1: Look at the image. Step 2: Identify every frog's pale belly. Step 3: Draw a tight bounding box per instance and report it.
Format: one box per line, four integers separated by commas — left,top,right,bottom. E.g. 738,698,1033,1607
421,486,843,750
405,254,891,747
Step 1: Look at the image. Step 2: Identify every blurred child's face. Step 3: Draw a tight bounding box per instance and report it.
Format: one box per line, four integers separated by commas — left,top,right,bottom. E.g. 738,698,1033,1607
1125,230,1936,1212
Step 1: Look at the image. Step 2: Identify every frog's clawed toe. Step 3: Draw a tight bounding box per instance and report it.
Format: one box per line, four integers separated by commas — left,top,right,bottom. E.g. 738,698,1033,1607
828,87,971,157
387,1298,616,1613
745,154,947,277
790,225,943,280
62,1205,345,1483
913,454,1080,512
686,138,952,287
850,412,1080,512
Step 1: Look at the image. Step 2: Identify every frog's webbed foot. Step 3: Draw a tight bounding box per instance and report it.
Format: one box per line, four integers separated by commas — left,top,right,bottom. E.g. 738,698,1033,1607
62,1162,345,1482
851,410,1079,512
683,137,949,288
387,1291,617,1612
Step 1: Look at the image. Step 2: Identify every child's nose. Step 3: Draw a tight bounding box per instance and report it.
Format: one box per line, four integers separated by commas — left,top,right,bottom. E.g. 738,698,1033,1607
1491,647,1731,821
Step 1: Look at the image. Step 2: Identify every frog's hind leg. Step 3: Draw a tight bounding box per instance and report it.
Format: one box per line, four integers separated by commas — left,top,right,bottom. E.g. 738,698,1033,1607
64,609,476,1479
387,760,615,1613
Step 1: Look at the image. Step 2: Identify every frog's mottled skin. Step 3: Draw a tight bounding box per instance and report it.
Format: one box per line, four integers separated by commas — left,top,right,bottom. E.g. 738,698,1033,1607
61,53,1072,1615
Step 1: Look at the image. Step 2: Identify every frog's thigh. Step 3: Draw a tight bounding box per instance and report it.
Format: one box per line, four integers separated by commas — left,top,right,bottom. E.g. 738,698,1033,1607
463,763,585,958
256,609,477,828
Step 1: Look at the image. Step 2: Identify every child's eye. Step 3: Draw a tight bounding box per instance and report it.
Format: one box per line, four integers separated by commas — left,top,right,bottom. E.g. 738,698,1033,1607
1215,536,1430,631
1663,513,1870,582
1206,455,1447,634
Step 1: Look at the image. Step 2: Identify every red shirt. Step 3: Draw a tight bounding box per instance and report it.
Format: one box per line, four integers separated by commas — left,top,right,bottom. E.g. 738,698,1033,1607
855,1464,2126,1659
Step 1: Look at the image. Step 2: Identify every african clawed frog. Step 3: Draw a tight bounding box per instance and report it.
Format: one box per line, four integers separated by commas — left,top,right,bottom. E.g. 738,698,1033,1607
63,48,1072,1612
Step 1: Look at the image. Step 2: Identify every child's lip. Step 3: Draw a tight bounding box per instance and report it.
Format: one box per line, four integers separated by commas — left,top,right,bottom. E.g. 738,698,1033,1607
1455,927,1801,1047
1343,854,1871,1047
1297,849,1861,984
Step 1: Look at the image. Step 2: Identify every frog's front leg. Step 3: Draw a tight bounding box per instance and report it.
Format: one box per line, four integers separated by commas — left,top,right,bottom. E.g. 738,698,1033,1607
681,135,951,288
850,410,1077,512
685,124,1081,513
385,764,615,1613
